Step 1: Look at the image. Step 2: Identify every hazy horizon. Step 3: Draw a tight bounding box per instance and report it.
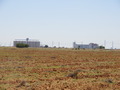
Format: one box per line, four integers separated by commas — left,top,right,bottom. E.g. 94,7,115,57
0,0,120,48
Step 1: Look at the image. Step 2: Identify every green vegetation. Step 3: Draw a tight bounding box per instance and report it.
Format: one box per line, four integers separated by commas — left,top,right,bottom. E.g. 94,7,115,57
99,46,105,49
44,45,48,48
16,43,29,48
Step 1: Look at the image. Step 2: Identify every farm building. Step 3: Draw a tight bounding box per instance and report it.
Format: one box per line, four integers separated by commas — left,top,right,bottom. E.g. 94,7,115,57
14,38,40,48
73,42,99,49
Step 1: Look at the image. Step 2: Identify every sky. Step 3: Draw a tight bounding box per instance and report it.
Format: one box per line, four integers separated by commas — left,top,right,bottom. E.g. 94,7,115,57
0,0,120,48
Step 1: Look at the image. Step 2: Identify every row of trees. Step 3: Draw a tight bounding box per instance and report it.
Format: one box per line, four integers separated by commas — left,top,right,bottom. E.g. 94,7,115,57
16,43,29,48
16,43,49,48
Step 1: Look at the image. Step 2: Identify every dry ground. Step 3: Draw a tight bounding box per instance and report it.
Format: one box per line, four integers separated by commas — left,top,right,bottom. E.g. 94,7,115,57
0,47,120,90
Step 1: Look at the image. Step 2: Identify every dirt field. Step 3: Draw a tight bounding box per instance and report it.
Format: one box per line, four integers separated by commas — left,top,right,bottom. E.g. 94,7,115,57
0,47,120,90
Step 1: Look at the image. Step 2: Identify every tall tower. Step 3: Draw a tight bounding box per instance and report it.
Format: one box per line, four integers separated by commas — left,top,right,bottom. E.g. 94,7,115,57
26,38,29,44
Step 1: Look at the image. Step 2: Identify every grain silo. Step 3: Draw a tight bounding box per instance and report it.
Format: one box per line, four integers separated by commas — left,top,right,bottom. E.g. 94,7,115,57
13,38,40,48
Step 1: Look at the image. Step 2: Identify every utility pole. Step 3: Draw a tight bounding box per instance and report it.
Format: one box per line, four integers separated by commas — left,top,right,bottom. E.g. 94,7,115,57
52,41,54,47
112,41,114,49
104,40,106,47
58,42,60,48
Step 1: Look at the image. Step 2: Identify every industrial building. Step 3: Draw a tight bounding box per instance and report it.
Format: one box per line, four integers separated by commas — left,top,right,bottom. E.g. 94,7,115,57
14,38,40,48
73,42,99,49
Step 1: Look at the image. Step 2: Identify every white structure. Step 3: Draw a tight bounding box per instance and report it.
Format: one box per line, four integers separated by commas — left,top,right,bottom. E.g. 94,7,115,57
73,42,99,49
14,38,40,48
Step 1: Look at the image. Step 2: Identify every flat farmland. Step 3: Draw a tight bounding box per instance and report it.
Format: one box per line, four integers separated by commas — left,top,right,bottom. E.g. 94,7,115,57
0,47,120,90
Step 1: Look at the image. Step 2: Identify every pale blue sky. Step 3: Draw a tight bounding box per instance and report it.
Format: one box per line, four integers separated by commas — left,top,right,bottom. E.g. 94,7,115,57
0,0,120,48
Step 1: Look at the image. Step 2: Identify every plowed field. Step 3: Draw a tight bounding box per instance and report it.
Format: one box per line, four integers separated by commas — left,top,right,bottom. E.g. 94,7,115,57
0,47,120,90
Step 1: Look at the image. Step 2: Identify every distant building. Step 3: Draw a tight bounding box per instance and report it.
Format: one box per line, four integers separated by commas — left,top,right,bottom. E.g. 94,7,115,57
14,38,40,48
73,42,99,49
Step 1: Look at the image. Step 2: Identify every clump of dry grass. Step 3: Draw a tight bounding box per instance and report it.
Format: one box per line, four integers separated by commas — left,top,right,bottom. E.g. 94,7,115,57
16,81,26,87
66,70,82,79
104,79,113,83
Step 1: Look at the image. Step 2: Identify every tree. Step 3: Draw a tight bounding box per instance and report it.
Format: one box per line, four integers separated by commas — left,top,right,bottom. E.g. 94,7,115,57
44,45,48,48
99,46,105,49
16,43,29,48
